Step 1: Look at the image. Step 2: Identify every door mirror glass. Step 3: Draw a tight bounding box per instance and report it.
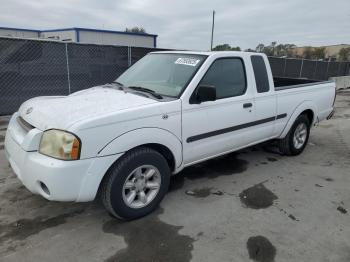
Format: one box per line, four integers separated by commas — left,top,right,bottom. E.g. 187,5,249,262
193,85,216,103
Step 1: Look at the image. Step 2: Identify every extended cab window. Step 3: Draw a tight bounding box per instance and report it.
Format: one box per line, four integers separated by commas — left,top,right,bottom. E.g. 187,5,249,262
251,55,270,93
199,58,246,99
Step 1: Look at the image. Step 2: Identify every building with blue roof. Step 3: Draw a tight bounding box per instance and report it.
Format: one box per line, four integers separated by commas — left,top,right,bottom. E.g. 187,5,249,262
0,26,158,48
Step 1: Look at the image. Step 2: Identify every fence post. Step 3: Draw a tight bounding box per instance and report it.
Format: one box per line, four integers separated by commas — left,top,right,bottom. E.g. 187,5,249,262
128,46,132,67
65,43,71,94
283,58,287,77
325,60,330,80
313,60,318,80
299,58,304,78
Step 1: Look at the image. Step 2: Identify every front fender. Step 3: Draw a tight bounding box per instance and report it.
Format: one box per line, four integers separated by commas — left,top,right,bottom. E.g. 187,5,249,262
98,128,183,168
278,100,318,138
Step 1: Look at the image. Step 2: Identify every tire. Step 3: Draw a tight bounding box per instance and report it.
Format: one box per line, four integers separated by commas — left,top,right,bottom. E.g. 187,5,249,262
278,114,310,156
100,147,170,220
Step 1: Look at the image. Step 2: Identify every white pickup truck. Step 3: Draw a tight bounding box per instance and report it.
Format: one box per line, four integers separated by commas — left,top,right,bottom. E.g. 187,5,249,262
5,51,336,219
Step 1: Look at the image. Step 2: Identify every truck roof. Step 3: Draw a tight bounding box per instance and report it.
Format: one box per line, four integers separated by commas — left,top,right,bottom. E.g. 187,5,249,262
151,50,261,57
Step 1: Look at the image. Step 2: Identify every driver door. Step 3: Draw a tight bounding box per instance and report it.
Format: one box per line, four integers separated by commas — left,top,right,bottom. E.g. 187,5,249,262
182,57,255,165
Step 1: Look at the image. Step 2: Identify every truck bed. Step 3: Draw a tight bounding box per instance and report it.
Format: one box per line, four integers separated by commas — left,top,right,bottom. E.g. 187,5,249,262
274,77,332,91
273,77,335,132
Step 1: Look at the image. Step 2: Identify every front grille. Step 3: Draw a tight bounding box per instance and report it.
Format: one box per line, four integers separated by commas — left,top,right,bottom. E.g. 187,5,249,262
17,116,34,132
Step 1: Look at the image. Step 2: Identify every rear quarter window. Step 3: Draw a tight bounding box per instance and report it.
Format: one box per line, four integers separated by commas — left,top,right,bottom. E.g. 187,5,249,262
251,55,270,93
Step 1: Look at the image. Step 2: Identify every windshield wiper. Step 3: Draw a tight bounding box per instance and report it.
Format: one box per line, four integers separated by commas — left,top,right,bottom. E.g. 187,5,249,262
111,81,125,90
128,86,163,99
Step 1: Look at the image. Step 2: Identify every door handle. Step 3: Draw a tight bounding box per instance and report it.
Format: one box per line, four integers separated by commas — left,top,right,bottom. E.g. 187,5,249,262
243,103,253,108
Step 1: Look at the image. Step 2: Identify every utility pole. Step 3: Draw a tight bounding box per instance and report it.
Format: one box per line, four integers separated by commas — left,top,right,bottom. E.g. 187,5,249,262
210,10,215,51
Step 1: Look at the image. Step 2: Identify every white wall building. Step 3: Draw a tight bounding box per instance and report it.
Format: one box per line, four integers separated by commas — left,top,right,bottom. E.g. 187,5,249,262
0,27,158,48
0,27,40,38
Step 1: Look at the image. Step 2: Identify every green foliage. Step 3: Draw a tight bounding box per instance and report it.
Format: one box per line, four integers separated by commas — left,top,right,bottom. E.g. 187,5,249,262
212,44,241,51
255,42,296,57
214,41,347,61
302,47,313,59
256,44,265,52
275,44,296,57
125,27,146,33
212,44,231,51
245,48,256,52
312,47,326,60
231,46,241,51
338,47,350,61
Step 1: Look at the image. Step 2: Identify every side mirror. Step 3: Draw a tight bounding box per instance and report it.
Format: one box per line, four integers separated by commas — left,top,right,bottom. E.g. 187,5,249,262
192,85,216,104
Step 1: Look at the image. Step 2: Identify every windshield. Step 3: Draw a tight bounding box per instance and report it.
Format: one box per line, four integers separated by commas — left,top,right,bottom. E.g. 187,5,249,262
116,53,206,97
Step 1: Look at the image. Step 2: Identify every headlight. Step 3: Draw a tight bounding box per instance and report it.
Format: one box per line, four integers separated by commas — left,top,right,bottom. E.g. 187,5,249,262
39,129,81,160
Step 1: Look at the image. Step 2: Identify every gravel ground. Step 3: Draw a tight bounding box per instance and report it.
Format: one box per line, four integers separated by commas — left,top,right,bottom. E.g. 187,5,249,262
0,89,349,262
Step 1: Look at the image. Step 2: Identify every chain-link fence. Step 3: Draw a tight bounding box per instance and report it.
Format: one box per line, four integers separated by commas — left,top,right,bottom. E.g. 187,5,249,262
0,37,169,115
0,38,69,115
1,36,350,115
268,56,350,81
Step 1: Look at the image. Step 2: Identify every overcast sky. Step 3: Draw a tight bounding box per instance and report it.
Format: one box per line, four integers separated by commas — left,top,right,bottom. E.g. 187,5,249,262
1,0,349,50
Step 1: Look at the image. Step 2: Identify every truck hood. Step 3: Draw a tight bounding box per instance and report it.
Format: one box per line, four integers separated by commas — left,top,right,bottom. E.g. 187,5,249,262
18,86,158,130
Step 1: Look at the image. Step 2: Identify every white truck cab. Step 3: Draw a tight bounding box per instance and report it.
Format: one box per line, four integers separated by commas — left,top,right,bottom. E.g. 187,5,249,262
5,51,336,219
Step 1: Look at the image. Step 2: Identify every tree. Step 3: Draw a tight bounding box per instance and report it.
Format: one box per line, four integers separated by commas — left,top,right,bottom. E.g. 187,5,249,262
271,41,277,56
302,47,313,59
284,44,297,57
256,43,265,53
245,48,256,52
213,44,231,51
255,42,296,57
231,46,241,51
312,47,326,60
274,44,297,57
125,27,146,33
256,42,277,56
338,47,350,61
275,44,284,56
262,46,273,56
212,44,241,51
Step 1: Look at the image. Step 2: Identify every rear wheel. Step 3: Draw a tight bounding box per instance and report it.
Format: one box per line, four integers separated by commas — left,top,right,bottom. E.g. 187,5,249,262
278,114,310,156
101,147,170,220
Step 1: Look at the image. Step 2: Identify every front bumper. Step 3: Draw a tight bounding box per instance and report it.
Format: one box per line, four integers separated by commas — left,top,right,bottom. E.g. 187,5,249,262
4,114,122,202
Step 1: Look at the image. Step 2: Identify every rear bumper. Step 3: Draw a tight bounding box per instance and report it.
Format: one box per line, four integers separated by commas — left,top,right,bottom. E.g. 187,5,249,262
4,116,122,202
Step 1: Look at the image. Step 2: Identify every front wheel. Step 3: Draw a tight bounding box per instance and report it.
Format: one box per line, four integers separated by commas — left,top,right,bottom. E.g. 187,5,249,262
278,114,310,156
100,147,170,220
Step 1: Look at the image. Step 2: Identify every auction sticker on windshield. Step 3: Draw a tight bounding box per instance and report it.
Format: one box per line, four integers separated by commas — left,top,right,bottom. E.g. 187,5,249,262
175,57,201,67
